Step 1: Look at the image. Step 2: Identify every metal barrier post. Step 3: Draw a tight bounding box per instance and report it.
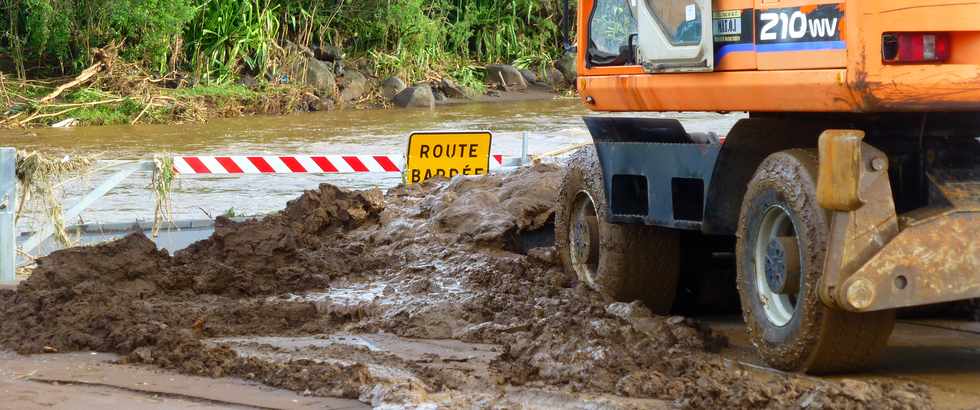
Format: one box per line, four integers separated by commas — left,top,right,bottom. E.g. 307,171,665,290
521,132,529,165
0,148,16,283
19,161,150,256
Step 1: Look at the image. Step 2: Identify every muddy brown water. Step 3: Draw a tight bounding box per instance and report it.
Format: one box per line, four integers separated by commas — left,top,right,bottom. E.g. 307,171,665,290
1,99,741,225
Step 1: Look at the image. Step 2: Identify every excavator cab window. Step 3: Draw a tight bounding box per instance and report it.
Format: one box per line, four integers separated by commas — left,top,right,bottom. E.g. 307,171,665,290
588,0,638,66
645,0,702,46
632,0,714,72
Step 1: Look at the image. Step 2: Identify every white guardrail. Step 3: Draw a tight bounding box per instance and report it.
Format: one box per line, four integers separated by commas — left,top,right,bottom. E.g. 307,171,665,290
0,148,15,283
0,133,588,283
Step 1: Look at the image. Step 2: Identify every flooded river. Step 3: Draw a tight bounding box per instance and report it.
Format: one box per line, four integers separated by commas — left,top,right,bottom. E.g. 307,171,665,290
2,98,742,225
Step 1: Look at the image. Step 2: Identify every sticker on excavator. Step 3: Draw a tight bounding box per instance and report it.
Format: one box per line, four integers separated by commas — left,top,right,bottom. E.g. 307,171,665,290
755,3,845,45
404,131,493,184
712,9,745,43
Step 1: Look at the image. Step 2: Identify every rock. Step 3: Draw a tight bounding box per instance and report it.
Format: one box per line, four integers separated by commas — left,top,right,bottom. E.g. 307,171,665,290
285,49,336,98
381,77,407,101
840,379,878,402
131,346,152,362
519,68,537,83
433,89,446,102
485,64,527,91
393,85,435,108
606,301,653,321
546,68,565,87
557,49,577,86
312,43,343,62
339,70,368,102
304,59,336,98
439,78,467,99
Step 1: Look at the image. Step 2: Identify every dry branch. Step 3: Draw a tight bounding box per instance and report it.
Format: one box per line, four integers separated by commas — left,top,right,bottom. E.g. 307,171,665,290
44,98,126,108
18,107,79,126
37,62,104,105
131,97,156,124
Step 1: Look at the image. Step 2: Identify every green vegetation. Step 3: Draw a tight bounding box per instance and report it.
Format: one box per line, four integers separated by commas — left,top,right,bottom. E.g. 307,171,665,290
2,0,571,84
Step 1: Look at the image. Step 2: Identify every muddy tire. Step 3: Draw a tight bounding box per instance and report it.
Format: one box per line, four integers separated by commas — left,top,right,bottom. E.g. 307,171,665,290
736,149,895,373
555,146,680,314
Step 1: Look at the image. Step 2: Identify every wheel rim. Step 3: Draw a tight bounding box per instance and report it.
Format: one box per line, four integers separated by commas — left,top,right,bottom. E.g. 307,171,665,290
754,205,803,327
569,191,600,286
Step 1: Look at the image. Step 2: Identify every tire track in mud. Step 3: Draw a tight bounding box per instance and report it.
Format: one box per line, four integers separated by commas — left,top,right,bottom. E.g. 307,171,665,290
0,163,933,408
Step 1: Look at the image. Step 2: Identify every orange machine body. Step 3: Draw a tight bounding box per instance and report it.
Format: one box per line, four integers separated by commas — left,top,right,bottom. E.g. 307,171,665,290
578,0,980,112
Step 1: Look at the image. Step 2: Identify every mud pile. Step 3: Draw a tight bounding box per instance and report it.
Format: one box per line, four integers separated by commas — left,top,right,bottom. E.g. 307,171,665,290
0,185,382,353
0,164,933,408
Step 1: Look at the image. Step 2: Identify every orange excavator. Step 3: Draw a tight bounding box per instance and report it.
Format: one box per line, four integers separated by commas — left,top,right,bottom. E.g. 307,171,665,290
555,0,980,373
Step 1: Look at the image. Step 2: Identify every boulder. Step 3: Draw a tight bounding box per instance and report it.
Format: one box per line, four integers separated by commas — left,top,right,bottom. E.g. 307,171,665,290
381,77,407,101
557,50,577,86
304,59,336,98
433,89,447,102
439,78,467,99
485,64,527,91
546,68,565,87
519,68,538,83
284,47,336,98
312,43,343,62
393,85,435,108
339,70,368,102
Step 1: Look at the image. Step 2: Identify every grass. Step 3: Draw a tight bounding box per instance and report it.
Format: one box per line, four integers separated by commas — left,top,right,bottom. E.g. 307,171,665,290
1,81,280,127
14,150,97,248
1,0,570,129
151,155,176,236
69,99,143,125
3,0,565,89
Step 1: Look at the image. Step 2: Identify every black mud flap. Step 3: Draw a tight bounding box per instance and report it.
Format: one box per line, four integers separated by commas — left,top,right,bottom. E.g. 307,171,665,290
584,116,722,230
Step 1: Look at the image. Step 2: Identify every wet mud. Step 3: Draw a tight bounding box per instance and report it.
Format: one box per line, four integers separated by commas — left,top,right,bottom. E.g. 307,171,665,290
0,164,935,408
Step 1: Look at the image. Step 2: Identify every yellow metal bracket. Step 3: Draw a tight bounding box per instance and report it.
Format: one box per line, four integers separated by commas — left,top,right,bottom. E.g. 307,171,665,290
819,129,980,311
817,130,901,310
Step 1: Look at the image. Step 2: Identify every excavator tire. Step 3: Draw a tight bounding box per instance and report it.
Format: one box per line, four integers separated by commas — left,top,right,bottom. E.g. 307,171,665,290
555,146,680,314
736,149,895,373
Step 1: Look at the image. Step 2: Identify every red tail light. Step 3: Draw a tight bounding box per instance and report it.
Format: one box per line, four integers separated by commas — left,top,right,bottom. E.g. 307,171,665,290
882,32,951,64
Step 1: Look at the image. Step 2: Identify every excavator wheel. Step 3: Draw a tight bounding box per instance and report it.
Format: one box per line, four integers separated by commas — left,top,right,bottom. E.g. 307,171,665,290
555,146,680,314
736,149,895,373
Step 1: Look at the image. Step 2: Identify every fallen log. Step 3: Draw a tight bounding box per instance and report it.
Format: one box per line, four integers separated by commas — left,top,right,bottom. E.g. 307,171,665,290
37,62,104,105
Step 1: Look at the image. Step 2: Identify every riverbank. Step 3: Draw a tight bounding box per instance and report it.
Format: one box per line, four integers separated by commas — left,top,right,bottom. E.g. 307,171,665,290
0,51,575,129
1,0,576,129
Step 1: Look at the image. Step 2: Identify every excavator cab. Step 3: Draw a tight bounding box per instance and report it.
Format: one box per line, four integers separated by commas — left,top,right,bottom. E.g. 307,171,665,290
558,0,980,374
587,0,713,71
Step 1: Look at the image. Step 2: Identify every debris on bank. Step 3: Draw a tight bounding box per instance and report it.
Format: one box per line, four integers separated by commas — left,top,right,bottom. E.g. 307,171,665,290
0,164,933,408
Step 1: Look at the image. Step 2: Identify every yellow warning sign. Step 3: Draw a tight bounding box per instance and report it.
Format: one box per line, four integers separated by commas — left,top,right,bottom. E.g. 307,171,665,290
405,131,493,184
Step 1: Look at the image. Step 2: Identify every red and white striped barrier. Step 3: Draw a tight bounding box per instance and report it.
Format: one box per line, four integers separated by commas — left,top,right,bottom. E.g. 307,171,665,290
173,154,507,174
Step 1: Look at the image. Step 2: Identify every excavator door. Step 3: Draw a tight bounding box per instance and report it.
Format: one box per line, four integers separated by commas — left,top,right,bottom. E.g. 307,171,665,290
631,0,714,72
